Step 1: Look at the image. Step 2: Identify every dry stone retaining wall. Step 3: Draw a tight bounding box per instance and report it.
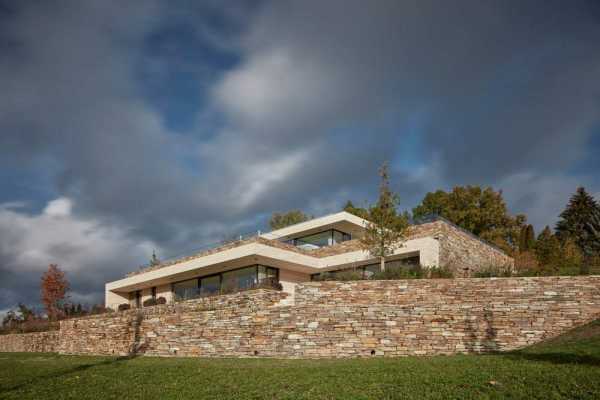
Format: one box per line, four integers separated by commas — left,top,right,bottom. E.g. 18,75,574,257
2,277,599,358
65,276,600,358
0,331,59,353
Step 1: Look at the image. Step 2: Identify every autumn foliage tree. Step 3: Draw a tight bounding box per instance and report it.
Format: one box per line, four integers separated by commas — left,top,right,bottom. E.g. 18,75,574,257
40,264,69,320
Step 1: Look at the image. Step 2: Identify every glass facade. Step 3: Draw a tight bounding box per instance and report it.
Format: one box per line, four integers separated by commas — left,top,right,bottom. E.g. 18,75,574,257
286,229,351,249
311,255,420,280
171,265,279,301
173,279,199,300
199,275,220,296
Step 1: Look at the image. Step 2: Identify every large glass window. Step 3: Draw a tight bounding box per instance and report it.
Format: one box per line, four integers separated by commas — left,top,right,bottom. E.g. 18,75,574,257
200,275,220,296
258,265,278,285
173,279,198,300
170,265,280,300
311,255,421,280
288,229,351,249
222,266,257,292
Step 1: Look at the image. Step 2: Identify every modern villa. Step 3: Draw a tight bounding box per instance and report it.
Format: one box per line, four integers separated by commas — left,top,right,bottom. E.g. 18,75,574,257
105,212,513,309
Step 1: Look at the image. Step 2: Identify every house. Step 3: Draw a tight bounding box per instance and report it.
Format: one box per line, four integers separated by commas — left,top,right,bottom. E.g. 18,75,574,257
104,212,513,308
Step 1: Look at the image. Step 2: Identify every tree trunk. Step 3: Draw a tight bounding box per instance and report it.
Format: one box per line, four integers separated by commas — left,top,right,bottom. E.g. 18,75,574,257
380,256,385,272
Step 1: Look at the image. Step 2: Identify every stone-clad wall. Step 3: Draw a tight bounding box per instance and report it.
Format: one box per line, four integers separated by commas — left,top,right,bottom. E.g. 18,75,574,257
65,276,600,358
3,277,599,358
58,289,288,356
435,222,514,276
0,331,59,353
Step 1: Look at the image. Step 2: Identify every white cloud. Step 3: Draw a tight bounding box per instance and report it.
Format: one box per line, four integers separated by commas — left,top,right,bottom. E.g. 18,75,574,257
43,197,72,217
0,197,159,307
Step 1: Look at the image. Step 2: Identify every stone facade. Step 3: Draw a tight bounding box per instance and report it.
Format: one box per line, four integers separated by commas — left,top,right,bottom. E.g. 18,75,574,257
305,219,513,275
0,331,59,353
68,276,600,358
432,221,514,276
4,276,598,358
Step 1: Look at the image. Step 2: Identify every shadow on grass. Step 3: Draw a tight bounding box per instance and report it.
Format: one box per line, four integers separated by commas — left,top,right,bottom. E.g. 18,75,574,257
0,355,137,395
503,351,600,367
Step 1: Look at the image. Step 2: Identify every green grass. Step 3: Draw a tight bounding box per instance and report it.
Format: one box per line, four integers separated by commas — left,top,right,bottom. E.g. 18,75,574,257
1,321,599,399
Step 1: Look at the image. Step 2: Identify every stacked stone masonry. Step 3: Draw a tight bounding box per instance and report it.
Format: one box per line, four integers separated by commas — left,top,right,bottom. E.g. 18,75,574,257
0,331,59,353
2,276,598,358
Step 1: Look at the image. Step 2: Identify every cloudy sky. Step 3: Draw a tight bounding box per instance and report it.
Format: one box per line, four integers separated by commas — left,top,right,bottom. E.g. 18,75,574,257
1,0,600,313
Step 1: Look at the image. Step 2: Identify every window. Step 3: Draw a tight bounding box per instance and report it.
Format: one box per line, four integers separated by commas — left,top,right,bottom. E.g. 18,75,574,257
171,265,280,300
200,275,220,296
287,229,351,249
258,265,278,285
311,255,421,280
173,279,198,301
151,286,156,300
222,266,258,292
135,290,141,308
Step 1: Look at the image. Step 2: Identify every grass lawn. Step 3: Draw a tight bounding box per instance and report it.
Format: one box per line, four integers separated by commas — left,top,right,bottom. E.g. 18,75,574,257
1,321,599,400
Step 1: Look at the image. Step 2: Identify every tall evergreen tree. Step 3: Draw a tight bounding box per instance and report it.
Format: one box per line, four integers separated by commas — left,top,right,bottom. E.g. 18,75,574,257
360,163,408,272
519,224,535,252
556,187,600,256
149,250,160,267
535,226,561,271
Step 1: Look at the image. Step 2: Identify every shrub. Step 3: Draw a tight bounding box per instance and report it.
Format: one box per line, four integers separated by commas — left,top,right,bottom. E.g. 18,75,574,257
371,264,424,280
427,266,454,279
331,270,364,281
311,272,335,281
156,296,167,305
142,298,157,307
118,303,131,311
473,265,514,278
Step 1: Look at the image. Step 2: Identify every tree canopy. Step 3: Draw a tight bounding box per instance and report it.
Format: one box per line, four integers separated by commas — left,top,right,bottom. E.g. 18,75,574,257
269,210,311,230
412,185,526,251
343,200,369,220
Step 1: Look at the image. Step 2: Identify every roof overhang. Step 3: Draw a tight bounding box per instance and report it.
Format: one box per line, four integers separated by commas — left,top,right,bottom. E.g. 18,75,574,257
260,211,368,240
106,236,439,293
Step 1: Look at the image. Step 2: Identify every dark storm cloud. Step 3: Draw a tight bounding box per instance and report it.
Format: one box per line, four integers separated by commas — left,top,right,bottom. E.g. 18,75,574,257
1,0,599,312
212,0,600,220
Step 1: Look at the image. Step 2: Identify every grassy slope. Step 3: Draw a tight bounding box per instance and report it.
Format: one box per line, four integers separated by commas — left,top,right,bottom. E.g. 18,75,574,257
0,320,599,400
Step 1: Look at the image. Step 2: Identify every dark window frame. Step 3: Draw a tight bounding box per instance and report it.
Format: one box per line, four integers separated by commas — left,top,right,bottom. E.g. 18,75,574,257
310,255,421,280
170,264,280,301
286,229,351,248
135,290,141,308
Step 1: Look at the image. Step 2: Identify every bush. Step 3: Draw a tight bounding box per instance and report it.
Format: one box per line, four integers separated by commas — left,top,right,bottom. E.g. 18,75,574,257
473,265,514,278
427,266,454,279
156,296,167,305
142,298,157,307
118,303,131,311
371,264,424,280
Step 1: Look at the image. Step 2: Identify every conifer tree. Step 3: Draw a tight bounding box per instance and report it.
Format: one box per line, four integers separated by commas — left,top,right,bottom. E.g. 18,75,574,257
556,187,600,256
535,226,561,272
360,163,408,272
149,250,160,267
519,224,535,252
